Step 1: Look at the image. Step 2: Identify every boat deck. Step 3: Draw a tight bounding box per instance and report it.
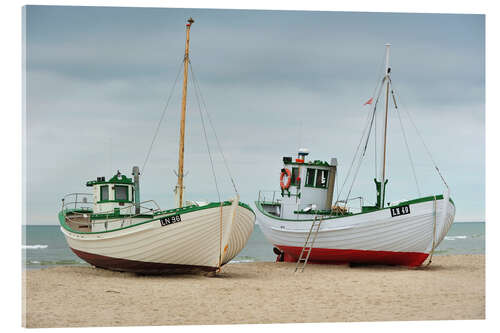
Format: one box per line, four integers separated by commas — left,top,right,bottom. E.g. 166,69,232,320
64,211,92,232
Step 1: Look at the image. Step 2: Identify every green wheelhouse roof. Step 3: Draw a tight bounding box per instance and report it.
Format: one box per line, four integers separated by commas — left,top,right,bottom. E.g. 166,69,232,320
285,160,331,167
86,172,133,187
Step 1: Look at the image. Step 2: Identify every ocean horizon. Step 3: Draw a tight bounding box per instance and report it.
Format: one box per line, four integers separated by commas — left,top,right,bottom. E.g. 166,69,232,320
22,222,485,270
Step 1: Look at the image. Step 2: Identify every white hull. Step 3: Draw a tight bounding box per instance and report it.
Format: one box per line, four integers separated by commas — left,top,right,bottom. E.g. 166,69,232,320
256,193,455,266
60,200,255,273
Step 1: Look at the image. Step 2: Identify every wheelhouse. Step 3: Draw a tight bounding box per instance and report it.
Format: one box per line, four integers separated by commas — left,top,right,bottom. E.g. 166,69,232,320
86,171,135,215
260,149,338,219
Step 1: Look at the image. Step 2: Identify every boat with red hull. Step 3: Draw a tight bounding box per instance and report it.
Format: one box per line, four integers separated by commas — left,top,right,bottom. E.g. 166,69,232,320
255,44,455,269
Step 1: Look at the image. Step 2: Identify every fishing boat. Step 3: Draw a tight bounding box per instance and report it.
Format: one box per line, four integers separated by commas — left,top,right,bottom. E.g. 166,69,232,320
58,18,255,274
255,44,455,268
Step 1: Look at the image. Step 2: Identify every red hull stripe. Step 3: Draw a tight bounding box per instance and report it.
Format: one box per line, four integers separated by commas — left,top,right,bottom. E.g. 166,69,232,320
71,248,217,274
276,245,429,267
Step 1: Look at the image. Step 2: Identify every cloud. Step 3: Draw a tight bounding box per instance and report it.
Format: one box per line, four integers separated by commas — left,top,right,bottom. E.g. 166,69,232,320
24,6,485,223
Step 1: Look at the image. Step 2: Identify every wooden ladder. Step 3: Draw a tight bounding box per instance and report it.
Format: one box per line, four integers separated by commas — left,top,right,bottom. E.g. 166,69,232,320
294,216,323,273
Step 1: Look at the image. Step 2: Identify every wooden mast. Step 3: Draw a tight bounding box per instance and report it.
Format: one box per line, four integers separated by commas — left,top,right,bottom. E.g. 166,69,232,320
379,43,391,208
175,17,194,208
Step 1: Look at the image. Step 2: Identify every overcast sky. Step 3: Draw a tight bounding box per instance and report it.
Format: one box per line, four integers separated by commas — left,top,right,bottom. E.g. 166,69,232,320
24,5,484,224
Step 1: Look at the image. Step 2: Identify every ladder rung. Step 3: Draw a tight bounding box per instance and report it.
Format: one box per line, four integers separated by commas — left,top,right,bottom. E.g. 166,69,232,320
294,216,323,273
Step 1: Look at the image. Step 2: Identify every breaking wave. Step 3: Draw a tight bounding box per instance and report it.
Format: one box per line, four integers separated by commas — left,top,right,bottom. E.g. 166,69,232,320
25,259,86,266
22,244,48,250
444,236,467,241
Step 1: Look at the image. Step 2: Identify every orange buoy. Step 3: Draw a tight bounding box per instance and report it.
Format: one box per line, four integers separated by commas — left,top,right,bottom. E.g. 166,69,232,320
280,168,292,190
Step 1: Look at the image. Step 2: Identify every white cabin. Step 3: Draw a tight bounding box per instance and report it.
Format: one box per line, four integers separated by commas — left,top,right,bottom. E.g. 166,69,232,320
86,171,135,216
262,149,338,219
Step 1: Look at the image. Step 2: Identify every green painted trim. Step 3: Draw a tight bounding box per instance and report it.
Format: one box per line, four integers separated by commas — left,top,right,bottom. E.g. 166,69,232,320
361,205,378,213
114,185,129,201
395,194,444,206
260,201,280,206
90,213,153,220
304,185,328,190
97,199,133,204
293,209,351,216
238,201,255,214
59,201,255,234
374,178,388,209
255,193,446,222
87,172,133,187
100,185,109,201
285,160,330,167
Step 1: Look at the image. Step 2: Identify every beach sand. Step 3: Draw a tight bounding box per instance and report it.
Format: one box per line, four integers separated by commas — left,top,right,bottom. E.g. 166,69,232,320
23,254,484,327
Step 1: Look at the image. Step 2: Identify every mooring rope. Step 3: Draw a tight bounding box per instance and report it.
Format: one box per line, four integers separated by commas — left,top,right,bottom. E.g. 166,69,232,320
424,195,438,267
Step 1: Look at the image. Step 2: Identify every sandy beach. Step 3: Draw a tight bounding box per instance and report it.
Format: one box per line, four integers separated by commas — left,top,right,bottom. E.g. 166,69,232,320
23,254,484,327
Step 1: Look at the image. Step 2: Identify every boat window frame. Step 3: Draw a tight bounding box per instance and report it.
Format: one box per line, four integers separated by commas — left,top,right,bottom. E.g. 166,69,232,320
100,185,109,201
305,168,316,187
114,185,129,201
315,169,329,188
291,167,300,186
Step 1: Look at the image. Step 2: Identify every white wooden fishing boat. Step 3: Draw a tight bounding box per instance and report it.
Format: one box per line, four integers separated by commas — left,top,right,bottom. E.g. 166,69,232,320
255,44,455,268
59,18,255,274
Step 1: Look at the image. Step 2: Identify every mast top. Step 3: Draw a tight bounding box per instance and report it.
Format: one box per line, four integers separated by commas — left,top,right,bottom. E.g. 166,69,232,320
187,17,194,26
384,43,391,76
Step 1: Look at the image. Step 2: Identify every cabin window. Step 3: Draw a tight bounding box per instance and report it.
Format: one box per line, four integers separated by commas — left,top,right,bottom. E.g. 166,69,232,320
115,185,128,201
100,185,109,201
306,168,316,187
291,167,300,186
316,170,329,188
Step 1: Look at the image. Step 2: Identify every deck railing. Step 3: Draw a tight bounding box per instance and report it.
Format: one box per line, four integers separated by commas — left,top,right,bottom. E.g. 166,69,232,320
257,190,365,215
334,196,364,214
257,190,281,205
61,193,163,231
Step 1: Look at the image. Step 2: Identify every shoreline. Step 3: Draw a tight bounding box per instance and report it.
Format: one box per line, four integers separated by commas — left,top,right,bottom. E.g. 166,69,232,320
23,254,485,327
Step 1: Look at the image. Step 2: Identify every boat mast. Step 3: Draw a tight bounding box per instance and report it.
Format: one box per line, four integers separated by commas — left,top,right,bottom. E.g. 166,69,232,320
379,43,391,208
175,17,194,208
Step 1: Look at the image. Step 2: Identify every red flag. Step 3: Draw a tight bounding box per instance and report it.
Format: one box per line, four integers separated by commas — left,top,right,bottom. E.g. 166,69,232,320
363,97,373,106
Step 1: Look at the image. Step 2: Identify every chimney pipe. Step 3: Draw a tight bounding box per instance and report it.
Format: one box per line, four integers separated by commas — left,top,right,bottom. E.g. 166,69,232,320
325,158,337,210
132,166,140,214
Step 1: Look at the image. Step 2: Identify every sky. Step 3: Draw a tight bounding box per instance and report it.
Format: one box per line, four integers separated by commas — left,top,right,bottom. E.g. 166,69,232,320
23,5,485,224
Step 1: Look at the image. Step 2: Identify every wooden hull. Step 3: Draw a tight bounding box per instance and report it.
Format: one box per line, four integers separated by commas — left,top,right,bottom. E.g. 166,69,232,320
256,193,455,267
60,201,255,273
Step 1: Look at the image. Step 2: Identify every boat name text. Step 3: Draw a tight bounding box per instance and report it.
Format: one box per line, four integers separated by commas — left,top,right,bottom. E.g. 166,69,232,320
160,214,182,226
390,205,410,217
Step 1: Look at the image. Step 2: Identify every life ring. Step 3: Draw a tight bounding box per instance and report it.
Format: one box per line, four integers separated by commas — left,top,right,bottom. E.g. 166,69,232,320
280,168,292,190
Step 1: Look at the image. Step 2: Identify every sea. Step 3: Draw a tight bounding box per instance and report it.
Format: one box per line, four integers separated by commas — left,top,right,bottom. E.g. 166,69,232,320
22,222,485,270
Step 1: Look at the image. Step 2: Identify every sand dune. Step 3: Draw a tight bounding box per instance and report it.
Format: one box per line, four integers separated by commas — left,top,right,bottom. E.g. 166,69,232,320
23,254,484,327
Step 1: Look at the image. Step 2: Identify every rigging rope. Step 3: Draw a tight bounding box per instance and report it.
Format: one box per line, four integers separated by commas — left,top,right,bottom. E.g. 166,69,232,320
343,77,385,206
141,59,185,174
188,61,222,203
374,98,378,178
187,61,225,271
188,60,239,196
334,103,374,205
344,102,377,206
391,83,449,189
389,79,421,197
